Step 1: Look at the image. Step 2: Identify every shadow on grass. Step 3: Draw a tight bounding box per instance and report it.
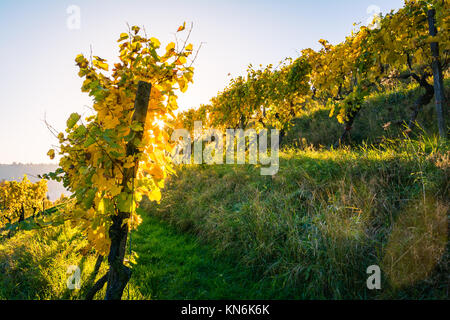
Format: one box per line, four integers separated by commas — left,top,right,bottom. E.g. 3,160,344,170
130,215,298,299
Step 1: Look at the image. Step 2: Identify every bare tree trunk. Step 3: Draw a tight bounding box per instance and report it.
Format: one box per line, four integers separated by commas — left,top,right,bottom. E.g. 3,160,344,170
4,216,12,238
93,254,104,276
105,214,131,300
18,205,25,224
334,120,353,148
104,81,152,300
334,107,360,149
85,273,108,300
428,9,447,139
407,74,434,132
239,114,246,129
279,129,286,145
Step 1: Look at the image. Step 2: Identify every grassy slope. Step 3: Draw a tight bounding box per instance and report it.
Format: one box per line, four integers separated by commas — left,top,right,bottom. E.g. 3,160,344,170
284,80,450,147
129,216,295,299
0,213,293,299
0,83,448,300
142,139,449,299
0,225,106,299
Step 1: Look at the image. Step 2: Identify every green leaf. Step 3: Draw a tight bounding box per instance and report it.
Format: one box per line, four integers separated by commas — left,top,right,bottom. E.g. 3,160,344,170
136,207,146,216
84,135,96,148
117,192,134,212
102,132,121,149
83,189,96,209
67,113,81,129
74,125,87,138
130,122,144,132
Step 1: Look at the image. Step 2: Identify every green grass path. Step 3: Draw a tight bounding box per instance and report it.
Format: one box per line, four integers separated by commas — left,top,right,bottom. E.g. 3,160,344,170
128,214,293,300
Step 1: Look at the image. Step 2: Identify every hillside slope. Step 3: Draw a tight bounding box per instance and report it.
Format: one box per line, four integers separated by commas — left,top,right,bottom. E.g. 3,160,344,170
284,81,450,148
143,138,449,299
0,85,448,300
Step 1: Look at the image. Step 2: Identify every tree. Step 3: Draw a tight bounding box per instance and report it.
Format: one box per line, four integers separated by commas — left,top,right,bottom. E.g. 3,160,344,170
427,5,448,138
45,24,196,299
0,175,48,228
372,0,449,135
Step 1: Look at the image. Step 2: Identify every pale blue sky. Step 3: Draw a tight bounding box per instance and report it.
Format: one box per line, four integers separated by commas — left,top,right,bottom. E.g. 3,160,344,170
0,0,404,164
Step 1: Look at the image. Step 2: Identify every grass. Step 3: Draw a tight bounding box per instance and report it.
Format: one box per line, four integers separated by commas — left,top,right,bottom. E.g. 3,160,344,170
0,82,448,300
142,135,449,299
0,224,106,299
1,136,447,300
127,215,297,299
0,212,297,299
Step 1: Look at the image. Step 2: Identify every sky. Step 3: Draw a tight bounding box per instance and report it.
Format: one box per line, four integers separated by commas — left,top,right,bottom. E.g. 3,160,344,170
0,0,404,164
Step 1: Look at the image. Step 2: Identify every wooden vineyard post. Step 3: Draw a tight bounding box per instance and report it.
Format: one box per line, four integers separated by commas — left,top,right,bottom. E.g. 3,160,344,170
104,81,152,300
427,8,447,139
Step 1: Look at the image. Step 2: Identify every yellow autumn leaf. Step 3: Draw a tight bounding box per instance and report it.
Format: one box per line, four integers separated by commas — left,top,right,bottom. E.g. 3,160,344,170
150,37,161,48
47,149,55,160
93,59,109,71
132,26,140,34
176,56,187,65
166,42,176,53
177,22,186,32
148,188,161,202
110,184,122,197
124,155,135,169
103,116,120,129
118,32,129,42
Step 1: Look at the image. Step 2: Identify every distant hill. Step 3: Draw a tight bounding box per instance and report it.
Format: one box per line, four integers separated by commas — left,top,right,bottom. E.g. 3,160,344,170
0,164,70,201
